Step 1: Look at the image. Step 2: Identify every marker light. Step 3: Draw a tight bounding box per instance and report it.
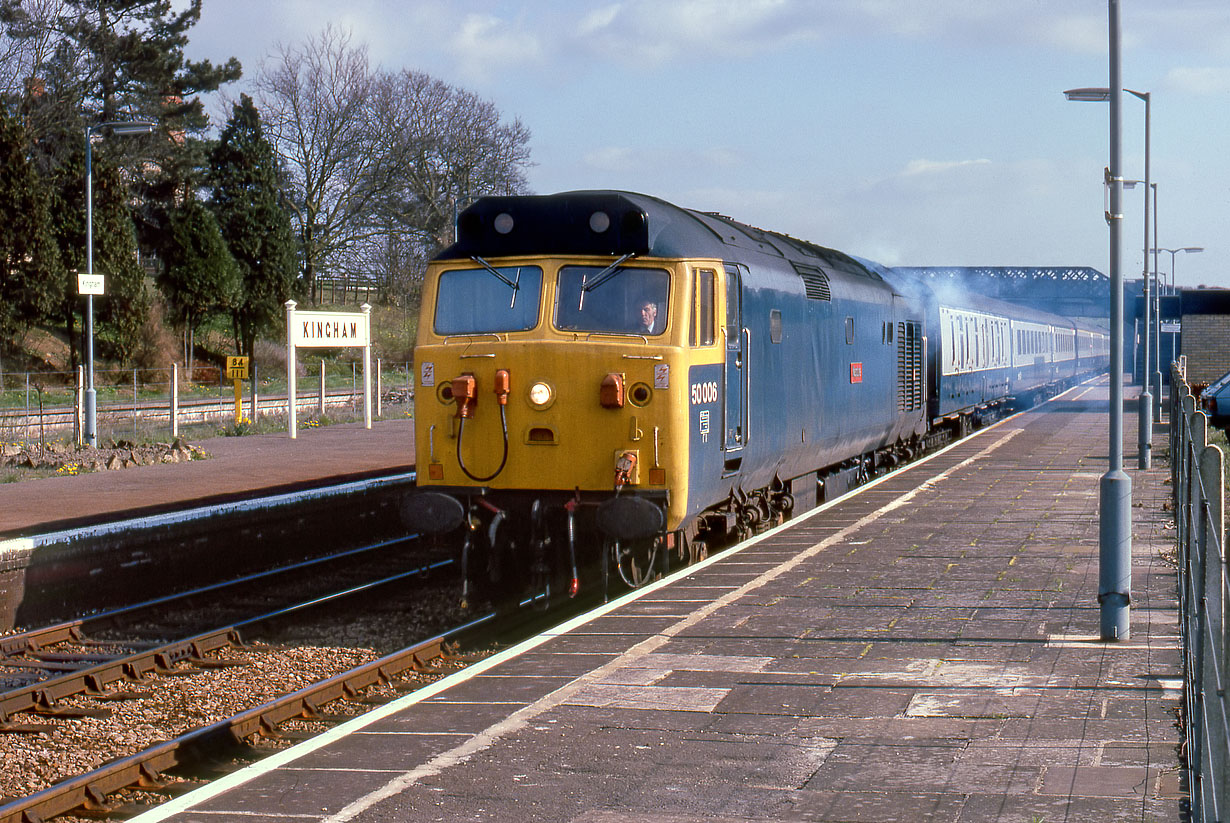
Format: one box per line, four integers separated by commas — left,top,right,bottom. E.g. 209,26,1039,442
528,381,554,408
494,213,514,234
589,211,611,233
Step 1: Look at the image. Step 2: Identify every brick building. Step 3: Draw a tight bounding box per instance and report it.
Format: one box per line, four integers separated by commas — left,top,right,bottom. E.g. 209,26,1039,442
1177,288,1230,389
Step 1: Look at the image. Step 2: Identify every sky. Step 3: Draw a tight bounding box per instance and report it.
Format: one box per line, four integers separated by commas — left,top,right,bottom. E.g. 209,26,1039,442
183,0,1230,290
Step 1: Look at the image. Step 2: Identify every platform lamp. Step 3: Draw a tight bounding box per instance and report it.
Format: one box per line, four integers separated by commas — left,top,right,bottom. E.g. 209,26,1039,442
1064,84,1150,471
1062,0,1131,641
1152,246,1202,389
1154,246,1203,293
84,119,155,448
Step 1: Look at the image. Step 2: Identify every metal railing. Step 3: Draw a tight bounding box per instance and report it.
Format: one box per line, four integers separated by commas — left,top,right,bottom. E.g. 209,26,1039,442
1173,358,1228,821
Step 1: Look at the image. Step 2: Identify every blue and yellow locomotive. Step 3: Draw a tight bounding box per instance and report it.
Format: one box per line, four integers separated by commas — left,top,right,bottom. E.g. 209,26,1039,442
401,191,1108,603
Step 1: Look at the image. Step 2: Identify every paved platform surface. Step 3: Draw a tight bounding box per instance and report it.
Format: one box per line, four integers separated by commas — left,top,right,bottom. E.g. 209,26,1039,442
131,382,1183,823
0,419,416,538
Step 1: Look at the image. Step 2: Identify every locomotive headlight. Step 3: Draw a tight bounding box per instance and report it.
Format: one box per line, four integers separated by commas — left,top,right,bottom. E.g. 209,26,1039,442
528,381,554,409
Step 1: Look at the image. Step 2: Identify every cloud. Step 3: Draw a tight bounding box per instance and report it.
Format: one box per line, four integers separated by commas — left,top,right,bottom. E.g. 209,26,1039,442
446,13,543,84
1163,66,1230,96
901,158,992,177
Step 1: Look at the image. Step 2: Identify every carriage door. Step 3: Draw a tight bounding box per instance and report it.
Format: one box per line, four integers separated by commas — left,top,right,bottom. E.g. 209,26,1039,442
723,264,746,456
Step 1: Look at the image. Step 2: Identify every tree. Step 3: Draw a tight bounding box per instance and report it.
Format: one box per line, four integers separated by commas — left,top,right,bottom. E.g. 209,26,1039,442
0,0,242,283
157,197,237,374
369,70,532,257
0,103,62,348
91,159,149,365
208,94,296,357
253,25,379,305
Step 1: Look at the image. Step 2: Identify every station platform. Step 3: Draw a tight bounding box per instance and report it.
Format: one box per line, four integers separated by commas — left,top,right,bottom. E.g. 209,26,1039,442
130,382,1183,823
0,419,416,538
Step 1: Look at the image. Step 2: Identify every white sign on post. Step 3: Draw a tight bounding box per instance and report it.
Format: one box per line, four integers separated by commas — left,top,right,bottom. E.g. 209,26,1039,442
285,303,373,439
77,274,105,295
290,310,371,347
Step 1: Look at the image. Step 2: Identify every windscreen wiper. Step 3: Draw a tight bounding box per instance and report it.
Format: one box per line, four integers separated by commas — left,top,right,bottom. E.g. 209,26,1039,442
578,252,637,310
471,256,522,308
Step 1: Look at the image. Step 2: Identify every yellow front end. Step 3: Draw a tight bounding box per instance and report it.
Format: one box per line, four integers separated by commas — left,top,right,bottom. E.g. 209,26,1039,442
412,255,702,533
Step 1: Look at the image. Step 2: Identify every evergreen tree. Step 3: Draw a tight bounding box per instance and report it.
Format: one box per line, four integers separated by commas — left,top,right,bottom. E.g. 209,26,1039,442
0,104,62,349
1,0,242,275
156,197,238,373
91,160,149,365
208,95,296,357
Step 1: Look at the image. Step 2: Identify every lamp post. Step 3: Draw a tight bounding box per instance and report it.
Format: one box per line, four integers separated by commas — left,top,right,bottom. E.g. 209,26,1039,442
1153,246,1203,292
1150,184,1161,422
84,119,154,447
1063,0,1131,641
1064,84,1150,469
1151,246,1202,386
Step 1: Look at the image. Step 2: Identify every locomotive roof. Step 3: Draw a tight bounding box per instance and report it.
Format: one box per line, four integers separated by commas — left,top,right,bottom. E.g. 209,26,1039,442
437,190,880,283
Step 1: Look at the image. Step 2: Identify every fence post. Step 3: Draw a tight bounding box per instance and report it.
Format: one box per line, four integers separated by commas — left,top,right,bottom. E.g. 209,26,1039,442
75,365,84,445
319,359,326,416
250,361,258,423
376,358,382,419
171,363,179,438
1200,440,1228,819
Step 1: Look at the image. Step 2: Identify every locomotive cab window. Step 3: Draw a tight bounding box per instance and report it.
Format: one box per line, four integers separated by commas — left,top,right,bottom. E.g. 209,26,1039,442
690,268,716,347
554,266,670,335
434,265,543,335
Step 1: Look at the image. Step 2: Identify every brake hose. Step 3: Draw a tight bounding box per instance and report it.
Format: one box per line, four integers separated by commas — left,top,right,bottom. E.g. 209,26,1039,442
456,404,509,483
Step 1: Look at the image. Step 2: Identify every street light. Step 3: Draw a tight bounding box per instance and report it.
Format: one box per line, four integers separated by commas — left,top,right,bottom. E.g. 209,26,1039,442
1064,84,1151,470
1149,247,1202,390
1152,246,1203,292
84,119,155,447
1061,0,1131,641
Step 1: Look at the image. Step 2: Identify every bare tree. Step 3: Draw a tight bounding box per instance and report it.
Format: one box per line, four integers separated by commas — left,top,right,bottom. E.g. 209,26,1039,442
253,25,381,304
0,0,64,100
368,69,532,255
254,27,533,308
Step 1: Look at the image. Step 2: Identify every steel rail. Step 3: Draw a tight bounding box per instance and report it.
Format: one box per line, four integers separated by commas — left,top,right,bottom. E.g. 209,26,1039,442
0,535,421,661
0,615,494,823
0,557,451,727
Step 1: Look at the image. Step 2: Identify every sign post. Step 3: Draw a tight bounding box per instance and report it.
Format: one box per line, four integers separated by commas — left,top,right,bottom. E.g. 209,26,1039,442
285,302,372,439
226,356,249,424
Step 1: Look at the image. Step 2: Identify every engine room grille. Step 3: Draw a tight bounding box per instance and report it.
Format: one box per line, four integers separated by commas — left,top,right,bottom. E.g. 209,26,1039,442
791,263,832,301
897,321,924,413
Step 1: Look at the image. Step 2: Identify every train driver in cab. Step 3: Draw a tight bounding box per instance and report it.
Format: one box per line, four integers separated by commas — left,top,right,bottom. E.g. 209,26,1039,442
636,297,660,335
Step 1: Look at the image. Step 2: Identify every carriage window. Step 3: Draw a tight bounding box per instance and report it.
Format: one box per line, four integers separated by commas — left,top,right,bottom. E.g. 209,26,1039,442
554,266,670,335
691,268,715,346
434,265,543,334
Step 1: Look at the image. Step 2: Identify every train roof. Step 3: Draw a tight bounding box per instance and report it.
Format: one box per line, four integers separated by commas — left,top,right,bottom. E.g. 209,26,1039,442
438,190,880,284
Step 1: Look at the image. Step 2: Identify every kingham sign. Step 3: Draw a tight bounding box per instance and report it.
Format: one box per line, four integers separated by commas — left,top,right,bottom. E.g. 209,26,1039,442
285,301,372,439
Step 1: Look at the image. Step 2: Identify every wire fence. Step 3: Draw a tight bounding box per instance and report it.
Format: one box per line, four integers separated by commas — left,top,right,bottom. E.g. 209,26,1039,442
0,360,416,446
1172,357,1229,822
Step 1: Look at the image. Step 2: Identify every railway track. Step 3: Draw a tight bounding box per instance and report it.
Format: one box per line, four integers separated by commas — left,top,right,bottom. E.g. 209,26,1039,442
0,536,475,822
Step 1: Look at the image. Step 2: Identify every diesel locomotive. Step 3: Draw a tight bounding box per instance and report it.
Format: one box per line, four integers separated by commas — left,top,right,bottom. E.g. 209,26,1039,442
400,190,1109,603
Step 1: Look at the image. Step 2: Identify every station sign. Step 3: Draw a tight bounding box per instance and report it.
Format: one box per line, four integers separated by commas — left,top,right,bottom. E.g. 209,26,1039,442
290,310,370,348
77,274,105,295
1161,322,1181,334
